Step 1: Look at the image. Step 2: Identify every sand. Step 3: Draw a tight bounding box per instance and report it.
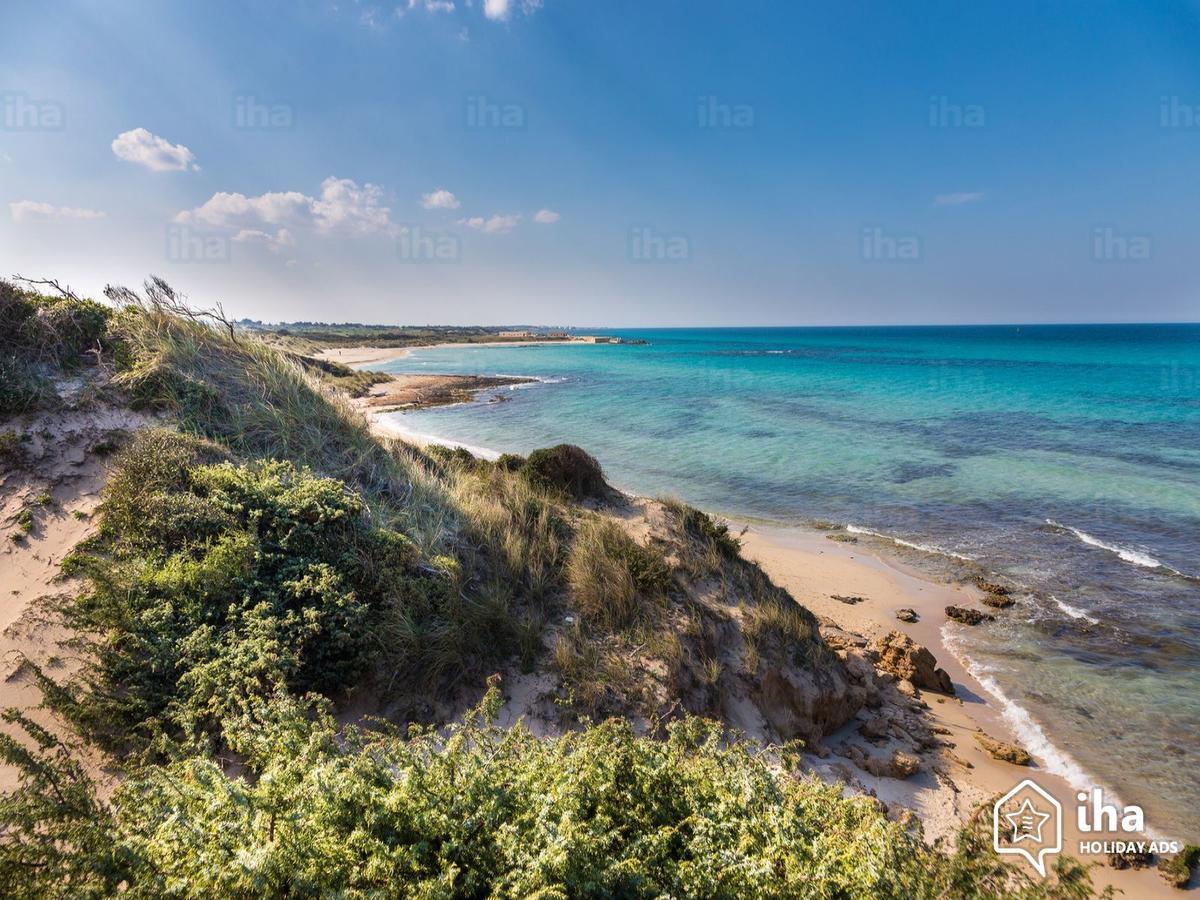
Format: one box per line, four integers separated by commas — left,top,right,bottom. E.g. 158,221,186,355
738,523,1181,897
315,338,574,369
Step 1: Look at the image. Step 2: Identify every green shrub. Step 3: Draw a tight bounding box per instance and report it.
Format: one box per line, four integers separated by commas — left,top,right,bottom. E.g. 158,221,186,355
521,443,607,500
0,280,113,370
62,449,421,747
0,687,1101,899
0,355,53,416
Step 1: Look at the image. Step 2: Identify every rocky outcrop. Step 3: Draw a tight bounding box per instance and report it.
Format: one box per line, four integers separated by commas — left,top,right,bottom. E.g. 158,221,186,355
1109,849,1154,870
844,745,921,779
974,733,1032,765
871,631,954,695
757,662,863,743
895,607,918,622
946,605,994,626
1159,845,1200,888
980,593,1014,609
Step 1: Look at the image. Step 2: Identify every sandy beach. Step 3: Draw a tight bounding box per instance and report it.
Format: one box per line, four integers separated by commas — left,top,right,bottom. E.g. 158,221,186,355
739,523,1181,897
315,338,574,369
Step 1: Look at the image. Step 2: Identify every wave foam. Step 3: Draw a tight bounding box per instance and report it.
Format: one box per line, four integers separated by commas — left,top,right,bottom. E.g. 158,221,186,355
845,524,975,561
942,629,1100,793
1046,519,1171,572
1049,594,1100,625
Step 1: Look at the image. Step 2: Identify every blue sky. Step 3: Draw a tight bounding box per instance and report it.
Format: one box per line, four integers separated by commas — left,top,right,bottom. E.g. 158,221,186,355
2,0,1199,325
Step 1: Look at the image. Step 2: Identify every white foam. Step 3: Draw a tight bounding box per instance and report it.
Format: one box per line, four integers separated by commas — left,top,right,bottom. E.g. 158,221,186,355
373,416,501,461
845,523,975,561
1049,594,1100,625
1046,519,1166,571
942,629,1099,793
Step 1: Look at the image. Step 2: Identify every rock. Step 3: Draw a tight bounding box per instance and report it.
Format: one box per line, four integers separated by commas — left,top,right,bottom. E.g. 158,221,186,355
895,679,918,698
858,714,890,740
826,533,858,543
980,593,1014,609
973,578,1011,596
945,605,994,626
974,733,1032,766
831,594,864,605
887,750,921,779
756,660,863,743
871,630,955,695
895,607,918,622
1109,849,1154,870
1159,844,1200,888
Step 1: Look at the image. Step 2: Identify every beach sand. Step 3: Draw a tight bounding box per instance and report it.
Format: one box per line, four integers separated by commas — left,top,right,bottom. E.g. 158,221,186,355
315,338,573,369
739,524,1182,897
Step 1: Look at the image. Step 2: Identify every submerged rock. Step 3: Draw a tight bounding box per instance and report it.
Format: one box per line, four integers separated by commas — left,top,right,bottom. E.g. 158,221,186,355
974,733,1032,766
945,605,994,626
872,630,954,695
980,593,1014,609
895,607,918,622
973,578,1011,596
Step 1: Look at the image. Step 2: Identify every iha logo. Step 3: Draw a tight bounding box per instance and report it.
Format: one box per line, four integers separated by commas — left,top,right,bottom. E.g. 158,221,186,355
993,779,1062,877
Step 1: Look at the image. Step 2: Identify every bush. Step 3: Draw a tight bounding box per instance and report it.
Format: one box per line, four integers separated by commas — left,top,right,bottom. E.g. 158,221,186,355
0,280,112,368
62,447,421,747
0,687,1101,899
0,355,53,416
521,443,607,500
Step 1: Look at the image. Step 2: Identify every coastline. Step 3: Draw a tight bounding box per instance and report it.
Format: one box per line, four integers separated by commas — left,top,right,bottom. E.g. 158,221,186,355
328,342,1187,894
315,338,574,369
738,524,1178,897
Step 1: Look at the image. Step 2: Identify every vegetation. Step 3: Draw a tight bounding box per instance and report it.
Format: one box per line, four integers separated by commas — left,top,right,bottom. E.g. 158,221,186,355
0,279,114,415
0,687,1102,899
0,277,1106,897
520,443,608,500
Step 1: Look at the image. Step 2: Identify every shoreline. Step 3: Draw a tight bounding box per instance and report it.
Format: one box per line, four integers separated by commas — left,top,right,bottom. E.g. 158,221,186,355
315,338,574,369
335,341,1186,894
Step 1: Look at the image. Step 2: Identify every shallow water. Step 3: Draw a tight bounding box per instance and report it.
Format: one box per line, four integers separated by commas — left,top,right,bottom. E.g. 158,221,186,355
379,325,1200,840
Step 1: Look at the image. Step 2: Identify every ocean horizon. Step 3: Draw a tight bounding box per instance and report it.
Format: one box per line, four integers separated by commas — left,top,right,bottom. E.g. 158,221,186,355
378,323,1200,840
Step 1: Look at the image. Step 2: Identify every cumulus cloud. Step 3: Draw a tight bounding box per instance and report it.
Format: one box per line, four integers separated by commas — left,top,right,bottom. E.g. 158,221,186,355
10,201,107,223
458,213,521,234
111,128,199,172
232,227,294,253
421,189,461,210
176,177,395,237
533,208,560,224
934,191,984,207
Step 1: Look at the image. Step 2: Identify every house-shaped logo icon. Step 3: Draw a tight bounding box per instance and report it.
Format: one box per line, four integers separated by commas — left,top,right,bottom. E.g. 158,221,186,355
993,778,1063,877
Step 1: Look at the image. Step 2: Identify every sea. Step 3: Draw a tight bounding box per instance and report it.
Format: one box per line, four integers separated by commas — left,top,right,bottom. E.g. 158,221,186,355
376,325,1200,840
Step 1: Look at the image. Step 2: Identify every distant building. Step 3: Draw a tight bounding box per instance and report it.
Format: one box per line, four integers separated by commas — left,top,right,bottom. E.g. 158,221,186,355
572,335,616,343
498,330,534,338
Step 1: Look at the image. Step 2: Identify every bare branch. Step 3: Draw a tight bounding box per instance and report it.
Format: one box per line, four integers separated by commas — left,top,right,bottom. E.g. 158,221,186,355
11,275,82,303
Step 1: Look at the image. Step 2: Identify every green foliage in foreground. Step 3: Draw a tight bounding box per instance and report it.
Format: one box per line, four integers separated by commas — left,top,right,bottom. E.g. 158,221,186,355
0,687,1101,899
60,429,432,749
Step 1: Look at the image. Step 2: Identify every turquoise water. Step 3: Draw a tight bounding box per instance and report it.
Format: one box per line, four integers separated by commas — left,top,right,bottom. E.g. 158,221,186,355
379,326,1200,839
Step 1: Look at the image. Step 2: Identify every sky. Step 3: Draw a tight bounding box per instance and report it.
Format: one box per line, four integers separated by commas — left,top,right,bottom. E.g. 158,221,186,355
2,0,1199,326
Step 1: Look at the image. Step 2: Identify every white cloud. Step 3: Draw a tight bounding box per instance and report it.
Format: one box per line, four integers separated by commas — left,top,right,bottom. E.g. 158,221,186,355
111,128,199,172
232,227,294,253
10,200,107,223
421,188,461,210
934,191,984,207
176,177,395,237
424,0,455,11
458,213,521,234
533,208,560,224
0,152,11,164
483,0,510,19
